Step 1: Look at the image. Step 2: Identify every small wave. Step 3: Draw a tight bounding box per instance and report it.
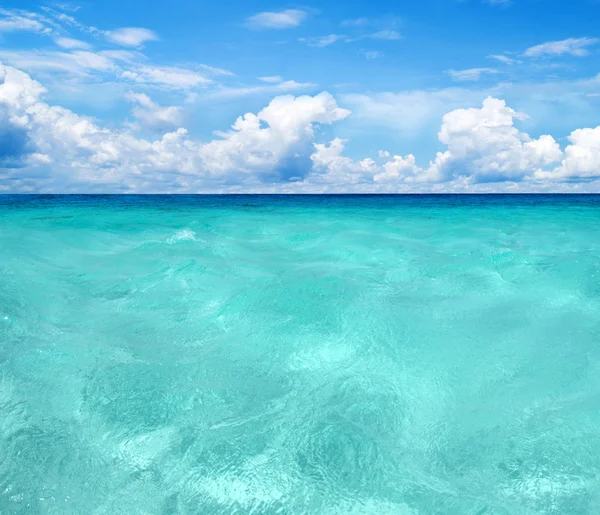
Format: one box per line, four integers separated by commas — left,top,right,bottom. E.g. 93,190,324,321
167,229,196,244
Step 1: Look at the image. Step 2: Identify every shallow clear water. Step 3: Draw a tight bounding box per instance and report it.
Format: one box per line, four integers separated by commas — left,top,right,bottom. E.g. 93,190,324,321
1,195,600,514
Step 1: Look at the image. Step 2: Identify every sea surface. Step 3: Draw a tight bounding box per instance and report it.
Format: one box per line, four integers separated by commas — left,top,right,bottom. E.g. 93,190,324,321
1,194,600,514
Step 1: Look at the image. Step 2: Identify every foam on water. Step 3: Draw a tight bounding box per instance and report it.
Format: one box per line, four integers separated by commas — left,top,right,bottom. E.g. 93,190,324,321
167,228,197,244
1,195,600,514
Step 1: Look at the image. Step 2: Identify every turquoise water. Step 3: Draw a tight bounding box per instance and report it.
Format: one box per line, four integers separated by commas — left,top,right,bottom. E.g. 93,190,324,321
1,195,600,514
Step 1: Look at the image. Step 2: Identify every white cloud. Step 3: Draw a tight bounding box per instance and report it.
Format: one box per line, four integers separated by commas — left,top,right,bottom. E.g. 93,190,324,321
447,68,500,81
301,34,348,47
0,47,221,96
196,64,234,77
436,97,562,182
536,127,600,180
311,139,440,187
258,76,283,83
105,27,159,47
0,49,114,76
50,11,101,36
70,51,114,71
488,54,517,65
369,30,401,40
0,8,63,35
360,50,382,60
310,97,564,187
524,37,599,57
343,73,600,135
0,64,348,190
100,50,142,62
199,92,350,180
206,80,316,100
54,4,81,13
301,30,401,47
246,9,307,30
2,63,600,192
54,37,91,50
0,14,46,33
120,65,211,89
126,92,184,132
311,138,377,184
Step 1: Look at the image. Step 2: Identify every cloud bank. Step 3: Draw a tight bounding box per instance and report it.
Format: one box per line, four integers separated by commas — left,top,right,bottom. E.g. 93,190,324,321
1,63,600,193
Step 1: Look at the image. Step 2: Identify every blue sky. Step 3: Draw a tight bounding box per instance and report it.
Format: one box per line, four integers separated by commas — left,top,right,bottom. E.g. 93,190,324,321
1,0,600,192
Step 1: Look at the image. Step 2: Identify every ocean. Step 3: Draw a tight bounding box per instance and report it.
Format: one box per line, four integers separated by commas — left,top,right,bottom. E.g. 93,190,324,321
1,194,600,514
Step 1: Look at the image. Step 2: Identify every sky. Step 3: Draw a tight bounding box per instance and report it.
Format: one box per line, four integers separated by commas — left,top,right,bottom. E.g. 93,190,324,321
1,0,600,192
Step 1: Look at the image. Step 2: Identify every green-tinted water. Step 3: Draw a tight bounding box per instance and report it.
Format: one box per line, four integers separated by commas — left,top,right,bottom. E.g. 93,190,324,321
1,195,600,514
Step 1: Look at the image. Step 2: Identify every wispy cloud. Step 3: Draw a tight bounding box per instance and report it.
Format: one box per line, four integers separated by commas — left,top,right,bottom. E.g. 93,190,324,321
258,76,284,83
369,30,401,41
300,34,349,47
54,36,91,49
120,65,212,89
0,15,46,33
447,67,500,81
195,63,234,77
100,50,144,62
49,11,101,35
341,18,370,27
0,49,113,76
54,3,81,13
0,8,56,34
105,27,159,47
524,37,599,57
300,30,401,48
488,54,518,65
246,9,307,29
0,47,229,95
207,79,316,100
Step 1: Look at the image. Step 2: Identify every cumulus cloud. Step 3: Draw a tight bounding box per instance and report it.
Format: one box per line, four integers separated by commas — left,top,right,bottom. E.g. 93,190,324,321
0,64,348,190
199,92,350,181
311,138,377,185
105,27,159,47
311,97,565,186
536,127,600,180
524,37,599,57
126,92,184,132
246,9,307,30
436,97,562,182
2,63,600,192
